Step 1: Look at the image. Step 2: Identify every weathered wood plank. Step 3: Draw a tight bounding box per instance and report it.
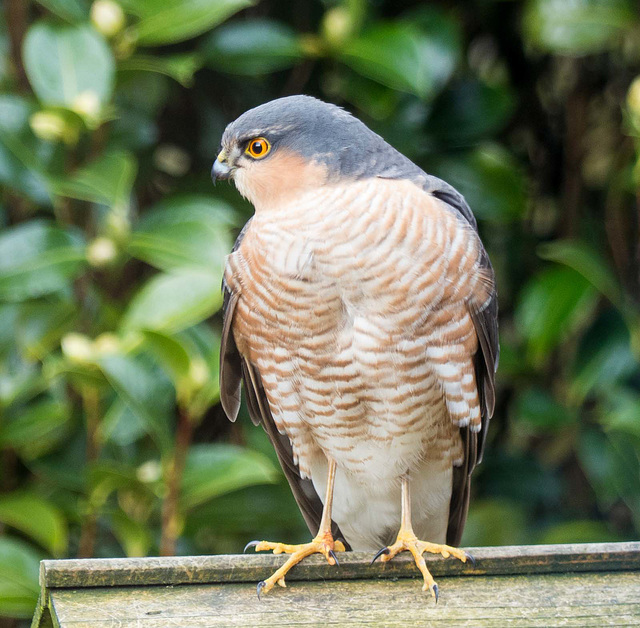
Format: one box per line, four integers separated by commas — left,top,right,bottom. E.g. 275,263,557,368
40,542,640,589
47,571,640,627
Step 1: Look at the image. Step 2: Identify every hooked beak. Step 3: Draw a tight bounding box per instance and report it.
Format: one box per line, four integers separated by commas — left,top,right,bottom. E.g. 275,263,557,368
212,151,232,183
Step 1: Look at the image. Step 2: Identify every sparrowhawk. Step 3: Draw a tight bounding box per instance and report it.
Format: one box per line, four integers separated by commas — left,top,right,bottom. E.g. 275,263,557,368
215,95,498,599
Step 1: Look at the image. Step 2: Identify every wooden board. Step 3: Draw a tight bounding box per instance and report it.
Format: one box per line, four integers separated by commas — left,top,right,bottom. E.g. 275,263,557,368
32,543,640,628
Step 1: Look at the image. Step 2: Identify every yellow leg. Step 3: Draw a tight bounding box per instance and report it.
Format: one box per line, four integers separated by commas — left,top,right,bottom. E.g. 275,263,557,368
245,458,345,597
371,476,472,601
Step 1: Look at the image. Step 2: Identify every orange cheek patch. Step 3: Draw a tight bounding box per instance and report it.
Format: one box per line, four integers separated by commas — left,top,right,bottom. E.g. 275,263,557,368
235,149,329,211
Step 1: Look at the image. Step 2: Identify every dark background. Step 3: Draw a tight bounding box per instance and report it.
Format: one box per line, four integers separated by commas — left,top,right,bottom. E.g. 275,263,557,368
1,0,640,621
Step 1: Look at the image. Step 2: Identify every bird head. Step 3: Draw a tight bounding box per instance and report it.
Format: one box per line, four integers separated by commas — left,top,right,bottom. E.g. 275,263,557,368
212,95,406,210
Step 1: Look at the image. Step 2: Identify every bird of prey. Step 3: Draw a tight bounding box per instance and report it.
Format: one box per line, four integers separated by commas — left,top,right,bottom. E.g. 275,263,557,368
215,95,498,599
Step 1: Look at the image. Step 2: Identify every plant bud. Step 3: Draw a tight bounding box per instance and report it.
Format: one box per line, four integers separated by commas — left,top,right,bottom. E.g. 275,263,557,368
30,110,67,142
87,237,118,267
91,0,126,38
61,333,94,363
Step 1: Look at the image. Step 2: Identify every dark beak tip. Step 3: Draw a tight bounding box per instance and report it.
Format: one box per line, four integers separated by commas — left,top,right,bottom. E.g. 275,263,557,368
212,159,231,183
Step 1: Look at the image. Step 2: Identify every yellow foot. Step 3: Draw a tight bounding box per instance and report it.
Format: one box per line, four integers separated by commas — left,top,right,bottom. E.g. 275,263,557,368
244,535,346,597
371,531,473,601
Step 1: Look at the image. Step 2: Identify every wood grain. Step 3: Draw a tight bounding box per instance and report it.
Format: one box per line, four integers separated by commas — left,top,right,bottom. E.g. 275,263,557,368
40,542,640,588
32,543,640,628
47,572,640,627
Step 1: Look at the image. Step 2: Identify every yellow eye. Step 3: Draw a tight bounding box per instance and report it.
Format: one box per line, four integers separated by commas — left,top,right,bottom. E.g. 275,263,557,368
246,137,271,159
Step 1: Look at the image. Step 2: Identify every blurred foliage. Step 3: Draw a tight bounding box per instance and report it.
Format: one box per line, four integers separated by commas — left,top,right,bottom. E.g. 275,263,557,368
1,0,640,621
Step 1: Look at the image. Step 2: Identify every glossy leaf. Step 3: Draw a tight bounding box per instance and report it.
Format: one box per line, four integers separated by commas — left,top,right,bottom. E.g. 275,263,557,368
462,499,528,546
0,95,51,204
571,310,637,402
538,520,621,544
128,194,235,273
16,299,77,360
600,388,640,439
0,537,41,619
51,150,137,208
514,387,575,431
127,0,255,45
538,240,624,309
427,80,515,145
140,330,207,409
0,491,68,556
23,21,115,110
0,220,86,301
121,269,223,335
34,0,89,22
97,354,173,452
180,444,279,511
110,510,152,557
118,54,203,87
515,266,598,362
430,143,526,222
524,0,636,55
100,398,148,446
341,16,461,100
1,398,70,459
202,19,304,75
177,324,222,419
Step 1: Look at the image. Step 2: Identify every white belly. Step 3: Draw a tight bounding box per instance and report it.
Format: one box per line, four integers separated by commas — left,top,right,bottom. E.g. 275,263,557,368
309,455,452,550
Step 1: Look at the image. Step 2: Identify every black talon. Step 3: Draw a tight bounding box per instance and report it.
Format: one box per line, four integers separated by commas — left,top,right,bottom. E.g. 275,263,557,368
244,540,260,553
464,551,476,567
256,581,266,600
432,583,439,604
371,547,390,565
329,549,340,566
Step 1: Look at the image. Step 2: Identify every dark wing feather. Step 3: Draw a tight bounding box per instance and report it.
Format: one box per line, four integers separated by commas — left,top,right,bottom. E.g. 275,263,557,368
428,187,499,547
219,223,347,544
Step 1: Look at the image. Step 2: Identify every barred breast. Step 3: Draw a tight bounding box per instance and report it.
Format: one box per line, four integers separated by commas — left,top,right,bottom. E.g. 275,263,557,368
225,177,491,549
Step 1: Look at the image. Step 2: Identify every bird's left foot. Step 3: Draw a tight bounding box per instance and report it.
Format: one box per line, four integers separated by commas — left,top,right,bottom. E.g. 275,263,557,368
372,529,472,601
245,533,346,597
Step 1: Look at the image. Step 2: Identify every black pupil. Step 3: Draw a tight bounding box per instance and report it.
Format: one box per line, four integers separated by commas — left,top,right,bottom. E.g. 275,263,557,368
252,141,264,155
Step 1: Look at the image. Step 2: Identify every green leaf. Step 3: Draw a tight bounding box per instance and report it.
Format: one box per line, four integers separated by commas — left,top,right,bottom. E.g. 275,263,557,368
462,499,528,546
430,143,526,222
140,330,209,409
0,491,68,556
118,53,203,87
177,324,221,419
16,299,77,360
514,388,575,431
121,269,223,335
97,354,174,452
579,428,640,528
101,398,147,446
538,520,621,544
0,220,86,301
129,195,235,273
1,398,70,460
110,510,152,557
0,95,51,204
180,444,279,511
515,266,598,362
23,21,115,113
34,0,89,22
202,19,304,75
0,537,41,619
427,80,515,145
51,149,137,209
127,0,255,45
538,240,624,309
599,388,640,439
523,0,637,55
571,310,637,402
341,16,461,100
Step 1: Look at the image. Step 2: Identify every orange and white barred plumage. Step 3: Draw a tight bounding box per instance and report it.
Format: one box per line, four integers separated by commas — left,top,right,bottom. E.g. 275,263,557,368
225,177,493,550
